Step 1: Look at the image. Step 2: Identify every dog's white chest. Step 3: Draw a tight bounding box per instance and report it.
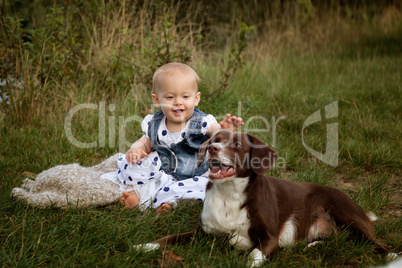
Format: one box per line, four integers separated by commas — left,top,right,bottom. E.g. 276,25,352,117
200,178,252,250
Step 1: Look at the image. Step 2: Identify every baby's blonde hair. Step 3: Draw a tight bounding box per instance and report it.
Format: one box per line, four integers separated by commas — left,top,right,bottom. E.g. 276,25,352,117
152,62,200,94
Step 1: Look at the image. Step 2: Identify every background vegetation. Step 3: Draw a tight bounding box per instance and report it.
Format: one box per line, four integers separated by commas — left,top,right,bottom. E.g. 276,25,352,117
1,0,401,266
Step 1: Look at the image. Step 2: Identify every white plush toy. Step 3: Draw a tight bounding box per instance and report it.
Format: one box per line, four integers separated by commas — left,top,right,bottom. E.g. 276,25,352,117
11,154,122,209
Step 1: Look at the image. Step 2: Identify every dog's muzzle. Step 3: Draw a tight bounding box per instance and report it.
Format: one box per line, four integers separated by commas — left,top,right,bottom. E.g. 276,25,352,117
208,158,237,179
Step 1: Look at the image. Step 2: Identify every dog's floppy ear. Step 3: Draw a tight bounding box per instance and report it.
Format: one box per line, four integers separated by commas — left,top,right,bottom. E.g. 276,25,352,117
247,133,278,175
197,138,211,167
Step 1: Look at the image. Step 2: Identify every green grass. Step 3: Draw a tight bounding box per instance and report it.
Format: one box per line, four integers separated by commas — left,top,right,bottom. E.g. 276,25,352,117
1,13,402,268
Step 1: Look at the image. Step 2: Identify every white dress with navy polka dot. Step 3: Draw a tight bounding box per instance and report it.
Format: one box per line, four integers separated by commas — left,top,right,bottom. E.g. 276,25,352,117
103,113,217,210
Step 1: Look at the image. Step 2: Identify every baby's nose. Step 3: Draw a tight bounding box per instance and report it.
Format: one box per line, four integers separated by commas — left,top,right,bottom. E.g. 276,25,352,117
174,98,183,105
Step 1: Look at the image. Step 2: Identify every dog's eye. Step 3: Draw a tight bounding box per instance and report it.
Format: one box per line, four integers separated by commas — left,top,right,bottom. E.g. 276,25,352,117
235,142,242,148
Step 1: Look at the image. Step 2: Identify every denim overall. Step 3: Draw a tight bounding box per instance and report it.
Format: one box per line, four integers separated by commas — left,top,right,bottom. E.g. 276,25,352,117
148,109,210,180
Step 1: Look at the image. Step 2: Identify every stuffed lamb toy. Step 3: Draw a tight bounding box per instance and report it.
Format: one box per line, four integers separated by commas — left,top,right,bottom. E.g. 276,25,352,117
11,154,122,209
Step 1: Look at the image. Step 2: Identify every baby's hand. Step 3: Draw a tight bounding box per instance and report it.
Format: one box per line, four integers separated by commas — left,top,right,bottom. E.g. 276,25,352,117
126,148,149,164
219,114,244,132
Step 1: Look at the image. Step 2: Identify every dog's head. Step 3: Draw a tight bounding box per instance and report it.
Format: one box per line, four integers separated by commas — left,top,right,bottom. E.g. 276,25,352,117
198,130,278,180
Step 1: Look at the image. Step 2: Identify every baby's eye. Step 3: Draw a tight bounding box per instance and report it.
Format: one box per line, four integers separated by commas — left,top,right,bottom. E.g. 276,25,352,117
183,96,189,99
167,96,174,99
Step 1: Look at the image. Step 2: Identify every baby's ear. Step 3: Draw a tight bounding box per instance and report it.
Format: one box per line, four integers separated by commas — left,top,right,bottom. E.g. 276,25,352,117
152,94,160,108
194,92,201,106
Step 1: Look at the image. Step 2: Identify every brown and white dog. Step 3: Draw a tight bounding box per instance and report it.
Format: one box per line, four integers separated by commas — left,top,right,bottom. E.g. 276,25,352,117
136,130,389,266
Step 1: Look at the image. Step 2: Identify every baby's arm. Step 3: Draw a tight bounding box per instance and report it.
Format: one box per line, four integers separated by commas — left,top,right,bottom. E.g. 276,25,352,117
126,135,152,164
207,114,244,136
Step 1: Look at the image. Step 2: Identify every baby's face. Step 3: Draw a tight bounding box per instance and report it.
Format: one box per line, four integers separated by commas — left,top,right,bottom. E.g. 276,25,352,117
152,74,201,126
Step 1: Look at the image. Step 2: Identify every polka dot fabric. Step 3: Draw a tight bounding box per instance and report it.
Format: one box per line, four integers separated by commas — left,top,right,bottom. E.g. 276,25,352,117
114,151,208,209
141,113,217,148
153,175,209,208
107,113,217,209
116,151,162,190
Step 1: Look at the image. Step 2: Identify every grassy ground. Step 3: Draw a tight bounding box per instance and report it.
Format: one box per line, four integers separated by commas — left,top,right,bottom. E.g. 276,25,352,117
1,4,402,267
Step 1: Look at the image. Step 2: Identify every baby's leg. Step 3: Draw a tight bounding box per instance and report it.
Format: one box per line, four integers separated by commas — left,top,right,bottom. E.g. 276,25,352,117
121,190,140,208
156,199,201,213
156,203,172,213
117,151,164,209
152,175,209,212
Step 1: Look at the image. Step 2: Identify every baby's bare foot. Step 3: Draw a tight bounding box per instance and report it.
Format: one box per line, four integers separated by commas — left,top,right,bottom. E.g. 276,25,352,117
156,203,172,214
121,191,140,208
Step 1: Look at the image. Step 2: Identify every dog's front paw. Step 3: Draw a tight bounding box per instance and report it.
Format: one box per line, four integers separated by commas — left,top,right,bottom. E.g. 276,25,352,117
133,243,160,251
248,248,266,267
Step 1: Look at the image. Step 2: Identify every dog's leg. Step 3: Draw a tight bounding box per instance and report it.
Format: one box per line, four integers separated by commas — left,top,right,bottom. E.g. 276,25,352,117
248,239,279,267
151,230,198,246
324,188,390,253
248,248,266,267
134,230,198,251
304,240,324,251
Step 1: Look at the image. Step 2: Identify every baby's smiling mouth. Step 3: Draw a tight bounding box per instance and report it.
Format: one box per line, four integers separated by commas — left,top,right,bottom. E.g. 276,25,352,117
173,109,184,114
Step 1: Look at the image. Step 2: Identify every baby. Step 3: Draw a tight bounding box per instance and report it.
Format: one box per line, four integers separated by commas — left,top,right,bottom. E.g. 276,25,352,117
112,62,243,212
